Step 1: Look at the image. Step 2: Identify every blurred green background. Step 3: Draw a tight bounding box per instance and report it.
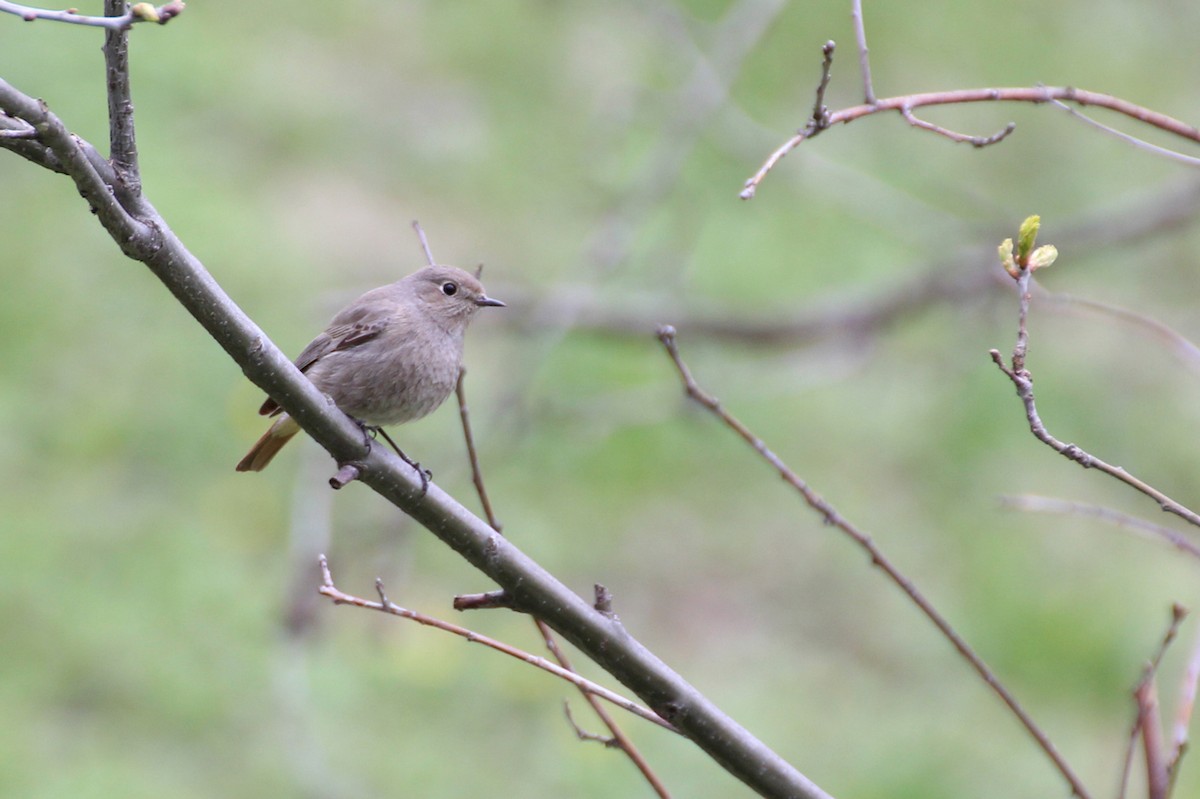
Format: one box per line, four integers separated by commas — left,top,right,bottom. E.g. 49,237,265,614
3,1,1200,797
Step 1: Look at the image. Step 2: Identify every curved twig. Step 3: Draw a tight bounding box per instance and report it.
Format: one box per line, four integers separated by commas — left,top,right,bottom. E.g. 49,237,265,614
1001,495,1200,562
743,86,1200,198
991,270,1200,530
900,103,1015,147
317,556,676,733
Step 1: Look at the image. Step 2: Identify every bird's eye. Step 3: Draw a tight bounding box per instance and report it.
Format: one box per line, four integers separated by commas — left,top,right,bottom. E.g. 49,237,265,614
441,281,458,296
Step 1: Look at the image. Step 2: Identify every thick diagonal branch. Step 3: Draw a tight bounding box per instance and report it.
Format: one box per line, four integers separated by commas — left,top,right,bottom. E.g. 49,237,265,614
0,76,833,799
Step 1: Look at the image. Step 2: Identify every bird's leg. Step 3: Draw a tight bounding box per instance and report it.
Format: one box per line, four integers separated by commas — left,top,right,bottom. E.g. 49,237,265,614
367,424,432,496
348,418,432,495
353,418,377,449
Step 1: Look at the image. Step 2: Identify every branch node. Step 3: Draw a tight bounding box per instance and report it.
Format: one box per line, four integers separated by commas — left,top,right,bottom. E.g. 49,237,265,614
594,583,614,616
453,589,514,611
329,462,362,489
807,41,835,133
374,577,393,607
564,701,620,747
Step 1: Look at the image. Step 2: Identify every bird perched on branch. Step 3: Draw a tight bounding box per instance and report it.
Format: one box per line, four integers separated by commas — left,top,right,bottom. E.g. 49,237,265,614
236,264,504,475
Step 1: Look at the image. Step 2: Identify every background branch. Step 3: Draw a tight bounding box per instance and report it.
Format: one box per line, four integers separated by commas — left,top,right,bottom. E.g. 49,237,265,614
743,85,1200,198
657,325,1092,799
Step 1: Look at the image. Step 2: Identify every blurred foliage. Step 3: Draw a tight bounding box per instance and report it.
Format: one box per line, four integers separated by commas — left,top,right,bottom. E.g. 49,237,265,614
3,1,1200,797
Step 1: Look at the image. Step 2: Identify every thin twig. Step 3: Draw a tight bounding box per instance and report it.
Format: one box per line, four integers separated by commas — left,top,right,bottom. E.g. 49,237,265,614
1170,634,1200,776
808,41,835,132
1046,96,1200,168
1000,495,1200,562
454,370,671,798
0,0,183,28
742,85,1200,199
1138,674,1170,799
849,0,874,104
1118,606,1187,799
316,556,676,733
455,370,501,531
564,701,618,746
991,271,1200,530
900,104,1015,147
657,324,1092,799
1035,289,1200,375
412,220,436,266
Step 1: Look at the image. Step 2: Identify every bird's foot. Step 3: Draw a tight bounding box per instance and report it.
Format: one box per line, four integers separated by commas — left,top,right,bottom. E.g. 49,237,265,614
364,422,432,496
398,452,432,497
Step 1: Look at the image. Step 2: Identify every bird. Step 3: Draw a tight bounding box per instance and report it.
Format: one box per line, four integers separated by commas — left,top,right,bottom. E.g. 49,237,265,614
236,264,504,476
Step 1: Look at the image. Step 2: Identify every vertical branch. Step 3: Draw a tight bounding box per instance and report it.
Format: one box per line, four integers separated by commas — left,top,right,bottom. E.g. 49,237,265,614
1137,675,1170,799
454,370,671,798
850,0,875,104
103,0,141,197
1011,269,1032,372
455,370,501,532
1118,607,1188,799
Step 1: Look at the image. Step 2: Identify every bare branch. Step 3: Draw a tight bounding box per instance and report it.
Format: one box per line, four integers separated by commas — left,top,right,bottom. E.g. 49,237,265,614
504,180,1200,354
900,103,1015,147
1119,607,1188,799
316,556,676,733
808,41,835,133
1128,604,1185,796
1046,95,1200,167
412,219,436,266
656,325,1092,799
0,0,183,29
743,85,1200,199
455,369,501,531
1035,289,1200,375
0,119,35,138
1005,495,1200,560
454,368,670,798
1000,495,1200,561
991,270,1200,530
849,0,874,104
452,589,513,611
1128,607,1185,791
0,80,152,254
1170,634,1200,775
104,0,140,195
564,701,619,746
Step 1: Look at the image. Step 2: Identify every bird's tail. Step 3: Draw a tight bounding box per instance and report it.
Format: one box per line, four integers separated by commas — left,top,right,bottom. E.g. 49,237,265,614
235,414,302,472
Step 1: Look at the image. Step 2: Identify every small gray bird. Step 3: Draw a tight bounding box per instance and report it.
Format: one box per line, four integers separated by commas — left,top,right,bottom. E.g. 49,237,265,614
236,265,504,473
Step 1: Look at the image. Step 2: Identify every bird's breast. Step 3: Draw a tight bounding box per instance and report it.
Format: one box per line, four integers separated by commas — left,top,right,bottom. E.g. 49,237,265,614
307,333,464,426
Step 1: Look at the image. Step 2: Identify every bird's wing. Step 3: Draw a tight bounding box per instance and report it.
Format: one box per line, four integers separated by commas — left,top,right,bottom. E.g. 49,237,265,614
257,301,395,417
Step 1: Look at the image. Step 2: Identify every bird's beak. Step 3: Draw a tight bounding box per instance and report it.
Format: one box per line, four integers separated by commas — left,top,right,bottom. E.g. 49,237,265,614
475,295,506,308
